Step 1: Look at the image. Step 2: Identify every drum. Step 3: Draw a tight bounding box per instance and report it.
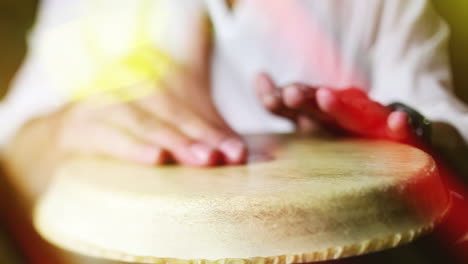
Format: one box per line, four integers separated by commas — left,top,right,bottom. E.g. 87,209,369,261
33,134,450,263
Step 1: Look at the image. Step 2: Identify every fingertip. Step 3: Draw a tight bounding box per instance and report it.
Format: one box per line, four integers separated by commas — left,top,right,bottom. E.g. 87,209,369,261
261,94,282,111
189,143,221,167
133,147,166,165
283,84,305,109
219,138,248,165
255,72,276,95
387,111,410,140
255,73,284,112
296,115,321,133
316,87,339,114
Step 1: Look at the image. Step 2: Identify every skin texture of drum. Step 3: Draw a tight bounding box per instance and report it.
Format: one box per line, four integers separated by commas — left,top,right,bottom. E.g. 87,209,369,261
33,134,449,263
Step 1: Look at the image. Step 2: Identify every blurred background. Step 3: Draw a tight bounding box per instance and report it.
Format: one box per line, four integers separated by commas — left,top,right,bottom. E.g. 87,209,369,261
0,0,38,99
432,0,468,103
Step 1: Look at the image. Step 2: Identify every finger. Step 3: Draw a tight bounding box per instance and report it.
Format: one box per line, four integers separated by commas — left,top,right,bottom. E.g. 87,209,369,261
282,84,335,126
255,73,298,119
218,138,248,165
387,111,411,141
255,73,283,112
282,84,306,109
142,122,222,167
282,83,319,109
296,115,322,134
315,87,341,114
61,122,165,165
105,106,222,167
138,96,247,165
316,87,390,138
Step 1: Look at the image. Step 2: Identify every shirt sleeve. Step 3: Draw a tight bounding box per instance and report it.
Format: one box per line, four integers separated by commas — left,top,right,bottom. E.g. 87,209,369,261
369,0,468,143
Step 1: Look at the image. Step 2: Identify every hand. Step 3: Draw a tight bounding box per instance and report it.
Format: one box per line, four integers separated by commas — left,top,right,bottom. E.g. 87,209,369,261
255,73,411,141
47,69,247,167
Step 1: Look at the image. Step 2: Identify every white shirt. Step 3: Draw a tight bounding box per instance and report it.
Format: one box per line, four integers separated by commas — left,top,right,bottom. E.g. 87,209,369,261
1,0,467,147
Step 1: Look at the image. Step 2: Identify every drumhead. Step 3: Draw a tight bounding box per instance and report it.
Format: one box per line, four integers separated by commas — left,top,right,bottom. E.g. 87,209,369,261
34,134,449,263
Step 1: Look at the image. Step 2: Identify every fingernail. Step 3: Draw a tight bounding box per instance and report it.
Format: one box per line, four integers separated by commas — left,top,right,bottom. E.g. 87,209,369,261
219,138,246,164
190,143,214,164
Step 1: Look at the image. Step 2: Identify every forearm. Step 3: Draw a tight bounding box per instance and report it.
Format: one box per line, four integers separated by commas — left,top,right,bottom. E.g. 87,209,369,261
1,114,63,203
